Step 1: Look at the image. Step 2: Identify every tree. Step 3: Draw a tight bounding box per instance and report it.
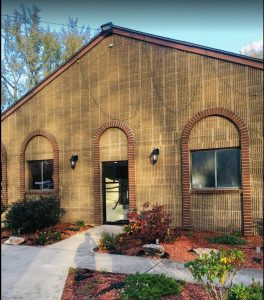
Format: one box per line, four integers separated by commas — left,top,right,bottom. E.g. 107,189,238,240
240,40,263,59
60,17,91,62
1,4,92,112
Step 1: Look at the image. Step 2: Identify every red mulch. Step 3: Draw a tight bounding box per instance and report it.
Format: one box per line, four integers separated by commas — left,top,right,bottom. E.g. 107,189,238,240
62,269,126,300
61,269,211,300
162,229,263,269
1,223,92,246
97,229,263,269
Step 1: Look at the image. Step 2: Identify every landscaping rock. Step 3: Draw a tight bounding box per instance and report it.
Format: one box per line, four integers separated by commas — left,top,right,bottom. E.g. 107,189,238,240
4,236,25,245
143,244,165,256
191,248,219,256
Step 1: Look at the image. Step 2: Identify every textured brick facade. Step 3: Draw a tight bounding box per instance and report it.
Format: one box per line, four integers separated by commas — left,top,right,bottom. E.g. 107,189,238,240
1,143,8,209
1,28,263,235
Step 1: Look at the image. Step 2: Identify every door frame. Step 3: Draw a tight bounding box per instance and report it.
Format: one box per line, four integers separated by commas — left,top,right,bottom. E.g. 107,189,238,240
102,160,129,225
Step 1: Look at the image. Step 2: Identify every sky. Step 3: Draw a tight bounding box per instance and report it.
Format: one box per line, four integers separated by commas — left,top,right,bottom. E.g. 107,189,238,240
1,0,263,55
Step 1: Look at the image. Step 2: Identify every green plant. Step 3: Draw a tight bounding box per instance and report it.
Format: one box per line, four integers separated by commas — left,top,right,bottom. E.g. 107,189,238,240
228,280,263,300
75,220,85,227
231,230,242,238
98,231,122,250
208,234,247,245
4,195,65,234
68,267,77,274
127,202,171,243
34,228,62,245
185,249,244,300
1,201,6,214
66,225,80,231
122,273,184,300
66,220,85,231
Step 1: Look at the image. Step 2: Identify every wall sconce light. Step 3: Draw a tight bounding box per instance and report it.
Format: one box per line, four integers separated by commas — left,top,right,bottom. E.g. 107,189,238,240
150,147,160,165
70,154,78,169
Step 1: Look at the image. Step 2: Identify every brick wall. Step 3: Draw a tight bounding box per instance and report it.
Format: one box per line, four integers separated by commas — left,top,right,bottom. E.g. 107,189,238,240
1,34,263,234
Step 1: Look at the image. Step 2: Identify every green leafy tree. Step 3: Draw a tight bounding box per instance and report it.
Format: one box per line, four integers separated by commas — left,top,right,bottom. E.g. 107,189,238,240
60,17,91,62
1,4,92,111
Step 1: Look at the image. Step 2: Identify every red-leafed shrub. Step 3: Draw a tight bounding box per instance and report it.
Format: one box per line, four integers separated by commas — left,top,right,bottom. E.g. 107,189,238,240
126,202,171,243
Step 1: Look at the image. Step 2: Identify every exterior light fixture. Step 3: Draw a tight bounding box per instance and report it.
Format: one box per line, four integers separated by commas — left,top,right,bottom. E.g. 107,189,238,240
101,22,113,35
70,154,78,169
150,147,160,165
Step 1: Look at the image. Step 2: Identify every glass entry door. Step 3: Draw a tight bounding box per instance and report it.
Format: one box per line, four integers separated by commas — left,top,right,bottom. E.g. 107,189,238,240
102,161,129,224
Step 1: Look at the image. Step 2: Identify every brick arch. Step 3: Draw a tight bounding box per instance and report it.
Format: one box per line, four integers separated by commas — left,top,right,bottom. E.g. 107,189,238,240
93,121,135,225
20,130,59,202
1,142,8,209
181,107,252,236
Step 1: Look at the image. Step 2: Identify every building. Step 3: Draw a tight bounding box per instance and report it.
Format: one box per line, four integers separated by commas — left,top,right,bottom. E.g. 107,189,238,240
1,23,263,235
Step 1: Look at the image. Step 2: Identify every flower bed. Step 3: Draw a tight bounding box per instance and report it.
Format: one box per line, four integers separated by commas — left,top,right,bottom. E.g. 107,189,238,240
61,268,211,300
96,228,263,269
1,223,92,246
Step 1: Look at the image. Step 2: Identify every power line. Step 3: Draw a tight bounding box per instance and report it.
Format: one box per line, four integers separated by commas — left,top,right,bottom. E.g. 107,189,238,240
1,14,101,31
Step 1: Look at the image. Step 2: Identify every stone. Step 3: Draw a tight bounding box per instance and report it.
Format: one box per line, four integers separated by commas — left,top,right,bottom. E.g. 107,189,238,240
143,244,165,256
4,236,25,245
191,248,219,256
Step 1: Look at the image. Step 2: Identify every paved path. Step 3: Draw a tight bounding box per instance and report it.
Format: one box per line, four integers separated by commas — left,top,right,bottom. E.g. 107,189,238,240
1,225,263,300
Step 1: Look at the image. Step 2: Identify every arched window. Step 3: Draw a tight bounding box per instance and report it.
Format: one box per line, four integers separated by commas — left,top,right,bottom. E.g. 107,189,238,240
20,130,59,202
181,108,252,235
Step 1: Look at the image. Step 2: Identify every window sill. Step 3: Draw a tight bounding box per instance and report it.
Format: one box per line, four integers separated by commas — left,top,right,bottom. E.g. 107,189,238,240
26,190,55,195
190,189,242,194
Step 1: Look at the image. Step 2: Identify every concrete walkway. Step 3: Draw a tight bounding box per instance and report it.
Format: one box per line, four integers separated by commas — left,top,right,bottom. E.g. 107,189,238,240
1,225,263,300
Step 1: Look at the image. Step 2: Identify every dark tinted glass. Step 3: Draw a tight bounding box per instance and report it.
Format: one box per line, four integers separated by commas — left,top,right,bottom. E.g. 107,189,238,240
216,149,241,187
191,150,215,188
43,160,53,189
28,160,53,189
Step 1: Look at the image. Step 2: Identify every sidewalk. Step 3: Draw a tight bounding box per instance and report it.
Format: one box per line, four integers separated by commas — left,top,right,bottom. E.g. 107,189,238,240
1,226,263,300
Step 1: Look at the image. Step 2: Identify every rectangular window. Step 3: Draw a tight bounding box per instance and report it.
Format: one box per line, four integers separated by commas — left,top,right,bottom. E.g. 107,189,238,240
191,148,241,189
28,160,53,190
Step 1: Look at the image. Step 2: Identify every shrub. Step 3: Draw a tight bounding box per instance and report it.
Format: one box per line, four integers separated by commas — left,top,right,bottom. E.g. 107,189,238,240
75,220,85,227
122,273,184,300
34,227,62,245
185,249,244,300
66,220,85,231
1,201,6,214
66,225,80,231
4,195,65,234
228,280,263,300
208,234,247,245
98,231,122,250
127,202,171,243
